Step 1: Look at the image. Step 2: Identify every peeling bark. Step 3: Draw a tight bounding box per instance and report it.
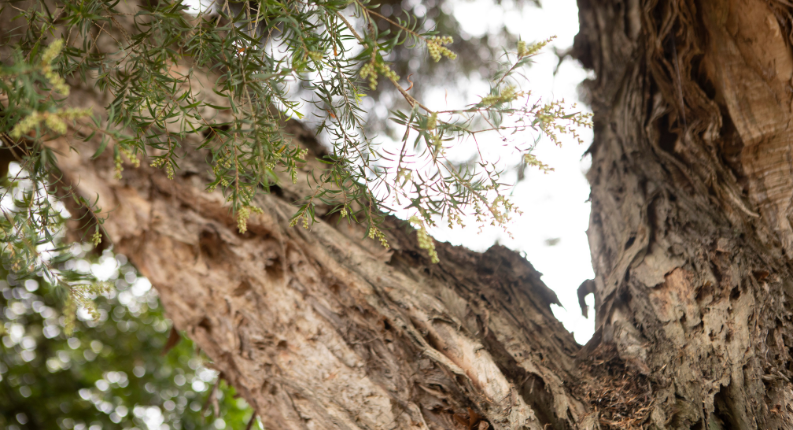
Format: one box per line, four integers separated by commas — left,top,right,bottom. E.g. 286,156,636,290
575,0,793,427
7,0,793,428
53,123,593,429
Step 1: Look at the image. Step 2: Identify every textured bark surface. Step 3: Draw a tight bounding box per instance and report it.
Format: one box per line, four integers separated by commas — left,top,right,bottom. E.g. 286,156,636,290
53,89,596,429
7,0,793,428
54,104,592,429
38,5,593,426
575,0,793,427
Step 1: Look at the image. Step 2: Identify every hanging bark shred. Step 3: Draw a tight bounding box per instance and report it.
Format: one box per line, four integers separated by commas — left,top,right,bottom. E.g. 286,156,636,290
161,326,182,356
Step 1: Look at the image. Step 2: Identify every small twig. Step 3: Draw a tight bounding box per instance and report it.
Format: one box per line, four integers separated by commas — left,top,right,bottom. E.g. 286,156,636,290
392,77,432,112
245,413,259,430
405,73,414,91
201,379,221,418
334,11,363,43
364,7,426,42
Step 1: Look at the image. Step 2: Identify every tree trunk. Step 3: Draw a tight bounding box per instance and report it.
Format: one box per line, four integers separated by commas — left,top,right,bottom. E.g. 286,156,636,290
17,0,793,428
573,0,793,427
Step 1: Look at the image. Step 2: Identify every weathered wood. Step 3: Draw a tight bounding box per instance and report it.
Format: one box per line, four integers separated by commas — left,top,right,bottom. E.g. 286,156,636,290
9,0,793,427
576,0,793,427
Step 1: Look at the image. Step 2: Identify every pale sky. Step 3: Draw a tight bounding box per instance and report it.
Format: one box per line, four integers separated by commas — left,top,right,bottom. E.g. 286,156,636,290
434,0,597,343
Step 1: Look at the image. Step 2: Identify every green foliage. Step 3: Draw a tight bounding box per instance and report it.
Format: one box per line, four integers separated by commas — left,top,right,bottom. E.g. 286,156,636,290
1,0,591,269
0,248,256,429
409,216,438,263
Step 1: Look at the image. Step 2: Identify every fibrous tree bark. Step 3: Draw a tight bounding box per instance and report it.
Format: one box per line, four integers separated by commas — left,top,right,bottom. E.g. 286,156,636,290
574,0,793,427
7,0,793,428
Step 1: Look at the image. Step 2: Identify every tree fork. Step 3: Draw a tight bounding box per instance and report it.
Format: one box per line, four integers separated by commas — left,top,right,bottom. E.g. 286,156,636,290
7,0,793,427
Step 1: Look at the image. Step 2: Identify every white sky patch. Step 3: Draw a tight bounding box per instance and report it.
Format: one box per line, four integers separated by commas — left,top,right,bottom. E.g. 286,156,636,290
434,0,596,344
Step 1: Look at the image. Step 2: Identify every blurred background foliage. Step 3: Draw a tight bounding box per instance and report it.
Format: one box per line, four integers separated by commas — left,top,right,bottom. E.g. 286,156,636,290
0,0,548,427
0,242,258,429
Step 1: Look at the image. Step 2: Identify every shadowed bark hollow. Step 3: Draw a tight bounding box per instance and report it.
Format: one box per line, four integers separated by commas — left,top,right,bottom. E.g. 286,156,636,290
5,0,793,428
